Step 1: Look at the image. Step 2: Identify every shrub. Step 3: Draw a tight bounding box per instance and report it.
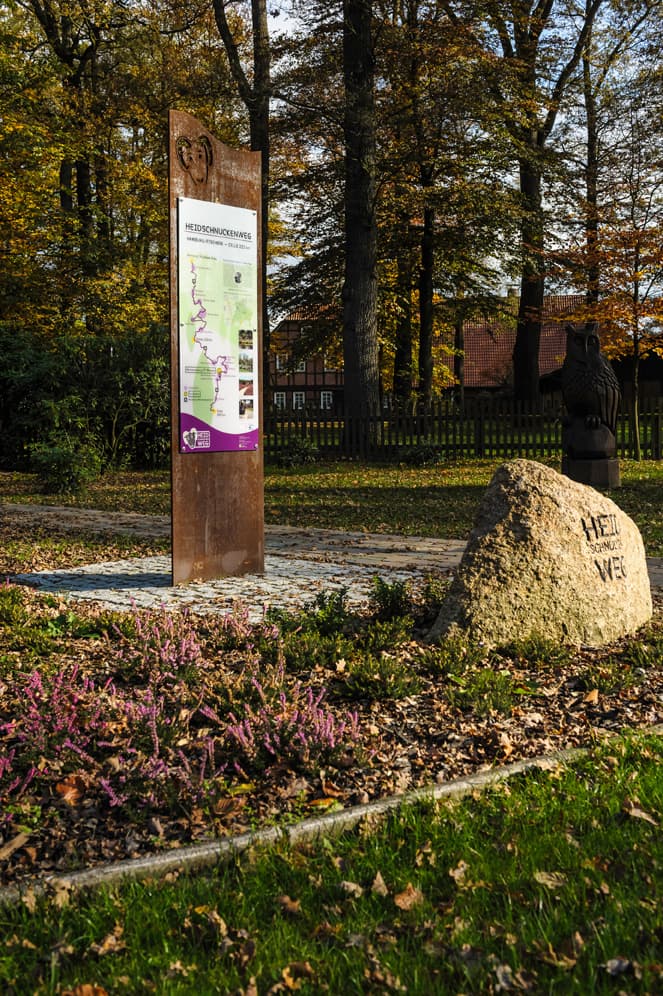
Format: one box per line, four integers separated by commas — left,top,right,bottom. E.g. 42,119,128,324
226,679,360,775
272,436,320,468
400,443,443,467
498,633,572,668
446,668,516,716
30,439,102,494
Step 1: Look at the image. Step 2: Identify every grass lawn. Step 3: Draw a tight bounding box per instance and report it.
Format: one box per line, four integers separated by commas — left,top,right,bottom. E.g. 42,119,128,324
1,455,662,554
1,733,662,994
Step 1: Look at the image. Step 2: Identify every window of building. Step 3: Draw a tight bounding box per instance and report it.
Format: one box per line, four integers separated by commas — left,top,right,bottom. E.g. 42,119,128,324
273,391,286,410
320,391,333,411
293,391,306,410
275,353,287,372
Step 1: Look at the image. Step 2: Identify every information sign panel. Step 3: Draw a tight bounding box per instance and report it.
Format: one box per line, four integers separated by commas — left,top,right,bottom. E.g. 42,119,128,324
178,197,259,453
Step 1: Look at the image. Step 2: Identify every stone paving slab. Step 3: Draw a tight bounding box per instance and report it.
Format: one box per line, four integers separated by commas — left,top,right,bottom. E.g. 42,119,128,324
12,554,440,620
4,503,662,621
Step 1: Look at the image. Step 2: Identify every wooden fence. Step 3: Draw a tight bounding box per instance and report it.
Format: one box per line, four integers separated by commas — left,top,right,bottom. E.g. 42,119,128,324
263,398,663,462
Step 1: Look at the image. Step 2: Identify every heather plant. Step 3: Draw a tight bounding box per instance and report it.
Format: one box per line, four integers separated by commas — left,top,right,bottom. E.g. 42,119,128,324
11,664,113,761
420,632,487,678
498,633,573,668
0,582,29,627
446,667,516,716
280,629,354,674
360,617,413,654
110,604,204,684
303,588,360,637
0,748,38,826
618,628,663,668
341,651,422,701
369,576,411,620
415,573,450,625
99,733,227,812
576,661,637,694
225,677,361,776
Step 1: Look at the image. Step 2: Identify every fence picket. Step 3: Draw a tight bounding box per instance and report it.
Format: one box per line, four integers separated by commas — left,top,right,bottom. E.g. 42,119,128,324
263,399,662,463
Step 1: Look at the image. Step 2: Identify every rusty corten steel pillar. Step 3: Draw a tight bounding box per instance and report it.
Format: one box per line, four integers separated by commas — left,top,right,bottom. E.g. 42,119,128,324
168,109,264,584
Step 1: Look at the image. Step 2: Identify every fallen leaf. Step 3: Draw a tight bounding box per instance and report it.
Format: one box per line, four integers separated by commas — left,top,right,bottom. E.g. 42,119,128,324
90,923,125,956
56,774,87,806
61,987,109,996
604,956,632,976
583,688,599,705
166,960,197,977
533,870,567,890
319,771,345,797
239,938,256,968
393,882,423,910
449,860,469,887
0,831,31,862
340,880,364,899
535,940,577,970
308,797,341,811
281,961,314,990
21,888,37,913
277,894,301,916
623,800,659,826
371,871,389,896
52,880,73,909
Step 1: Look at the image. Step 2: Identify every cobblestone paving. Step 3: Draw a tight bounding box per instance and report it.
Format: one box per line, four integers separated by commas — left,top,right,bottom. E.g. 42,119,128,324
11,555,433,619
4,504,462,619
4,503,661,619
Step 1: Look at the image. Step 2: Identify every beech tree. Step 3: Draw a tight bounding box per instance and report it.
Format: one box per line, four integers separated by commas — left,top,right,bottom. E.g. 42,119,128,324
1,0,243,466
342,0,381,418
561,72,663,459
439,0,606,402
212,0,273,400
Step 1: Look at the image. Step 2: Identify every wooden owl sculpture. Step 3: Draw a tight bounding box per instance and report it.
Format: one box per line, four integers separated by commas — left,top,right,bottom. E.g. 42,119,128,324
561,323,621,460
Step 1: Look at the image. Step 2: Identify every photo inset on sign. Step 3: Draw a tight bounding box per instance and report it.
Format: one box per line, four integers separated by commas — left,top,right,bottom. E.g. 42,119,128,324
238,351,253,373
239,398,254,419
238,328,254,349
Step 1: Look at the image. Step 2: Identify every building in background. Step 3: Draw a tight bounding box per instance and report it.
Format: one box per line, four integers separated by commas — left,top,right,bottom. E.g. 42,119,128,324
270,295,663,409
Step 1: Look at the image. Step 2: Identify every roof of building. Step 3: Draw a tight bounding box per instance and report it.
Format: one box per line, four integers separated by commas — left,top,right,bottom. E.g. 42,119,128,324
274,294,585,389
439,294,582,388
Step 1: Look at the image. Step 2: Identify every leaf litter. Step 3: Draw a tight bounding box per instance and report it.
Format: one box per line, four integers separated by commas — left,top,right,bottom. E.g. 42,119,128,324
0,523,662,891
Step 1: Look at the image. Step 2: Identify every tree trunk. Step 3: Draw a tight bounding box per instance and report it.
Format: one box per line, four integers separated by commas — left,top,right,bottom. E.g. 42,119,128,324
513,154,544,404
454,316,465,412
342,0,380,423
249,0,272,409
213,0,271,409
393,227,413,405
583,43,600,306
633,341,641,461
418,204,434,404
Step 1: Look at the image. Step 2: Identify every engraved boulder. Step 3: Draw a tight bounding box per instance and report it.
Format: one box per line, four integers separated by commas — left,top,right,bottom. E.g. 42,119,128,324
428,459,652,648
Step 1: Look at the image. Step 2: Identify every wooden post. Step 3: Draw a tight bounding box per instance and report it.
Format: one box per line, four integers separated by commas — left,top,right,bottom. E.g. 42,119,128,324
169,110,264,584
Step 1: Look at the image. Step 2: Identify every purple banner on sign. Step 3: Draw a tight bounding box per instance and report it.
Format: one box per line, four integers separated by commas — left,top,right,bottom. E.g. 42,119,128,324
180,413,259,453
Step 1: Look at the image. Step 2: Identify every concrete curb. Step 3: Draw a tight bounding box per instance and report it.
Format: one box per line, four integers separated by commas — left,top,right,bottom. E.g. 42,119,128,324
2,724,662,908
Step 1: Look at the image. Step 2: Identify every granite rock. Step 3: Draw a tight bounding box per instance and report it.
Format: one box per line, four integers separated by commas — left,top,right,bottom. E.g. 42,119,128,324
428,459,652,648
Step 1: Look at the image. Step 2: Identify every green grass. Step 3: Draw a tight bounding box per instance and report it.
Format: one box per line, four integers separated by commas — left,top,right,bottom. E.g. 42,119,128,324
1,733,661,994
2,456,662,554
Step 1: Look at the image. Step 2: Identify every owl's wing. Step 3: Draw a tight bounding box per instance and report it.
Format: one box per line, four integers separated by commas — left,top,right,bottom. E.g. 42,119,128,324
599,360,620,435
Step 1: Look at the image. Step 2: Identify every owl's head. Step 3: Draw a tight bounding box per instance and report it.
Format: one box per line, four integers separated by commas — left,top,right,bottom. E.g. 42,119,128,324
565,322,601,361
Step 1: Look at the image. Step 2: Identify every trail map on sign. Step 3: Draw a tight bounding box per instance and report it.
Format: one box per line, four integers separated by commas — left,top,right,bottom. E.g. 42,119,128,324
178,197,258,453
